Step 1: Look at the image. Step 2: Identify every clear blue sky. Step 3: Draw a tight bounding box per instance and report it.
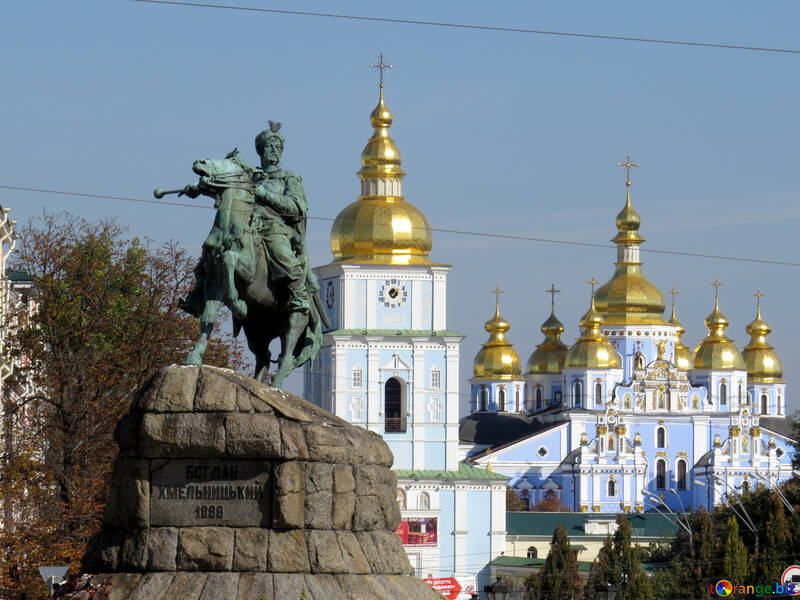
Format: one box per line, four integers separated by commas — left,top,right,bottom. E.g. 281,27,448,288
3,1,800,414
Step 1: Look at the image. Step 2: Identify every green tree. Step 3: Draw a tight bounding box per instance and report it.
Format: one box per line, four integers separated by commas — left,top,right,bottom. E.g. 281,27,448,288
613,515,652,600
533,524,583,600
586,535,617,599
0,213,243,598
719,517,747,598
790,410,800,470
750,494,792,584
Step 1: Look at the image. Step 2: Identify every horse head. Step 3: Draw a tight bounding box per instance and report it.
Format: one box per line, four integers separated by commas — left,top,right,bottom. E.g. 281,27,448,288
192,156,253,190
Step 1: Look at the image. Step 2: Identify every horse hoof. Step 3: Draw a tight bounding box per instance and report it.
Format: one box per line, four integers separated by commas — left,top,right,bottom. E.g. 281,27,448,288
232,301,248,319
184,353,202,366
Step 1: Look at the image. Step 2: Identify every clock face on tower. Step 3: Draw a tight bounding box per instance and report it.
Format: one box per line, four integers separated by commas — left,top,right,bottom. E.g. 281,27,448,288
325,280,335,309
379,279,408,308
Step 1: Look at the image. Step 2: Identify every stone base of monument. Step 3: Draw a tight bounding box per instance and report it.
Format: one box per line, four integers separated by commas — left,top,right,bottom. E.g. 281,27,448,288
56,366,441,600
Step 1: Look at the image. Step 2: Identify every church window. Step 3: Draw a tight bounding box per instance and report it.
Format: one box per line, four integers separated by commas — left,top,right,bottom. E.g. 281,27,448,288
741,436,750,454
635,354,644,370
741,478,750,494
692,394,699,410
554,391,562,406
480,387,488,411
396,489,406,509
574,381,582,407
351,366,363,388
599,437,604,453
656,426,666,448
595,382,603,405
537,446,548,458
720,381,727,405
384,377,406,433
776,447,784,458
623,393,632,410
738,382,743,404
516,388,521,411
677,460,687,490
761,393,768,415
656,459,667,490
608,435,615,452
608,479,617,496
657,390,666,410
536,387,543,410
527,546,538,559
418,492,430,510
430,367,441,390
498,388,506,411
778,394,783,415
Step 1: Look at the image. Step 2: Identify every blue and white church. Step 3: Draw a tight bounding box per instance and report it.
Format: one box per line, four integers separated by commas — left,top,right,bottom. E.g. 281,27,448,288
305,80,506,596
462,156,796,515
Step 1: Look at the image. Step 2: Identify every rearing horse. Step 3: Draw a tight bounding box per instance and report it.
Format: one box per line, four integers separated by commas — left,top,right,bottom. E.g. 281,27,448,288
175,154,323,388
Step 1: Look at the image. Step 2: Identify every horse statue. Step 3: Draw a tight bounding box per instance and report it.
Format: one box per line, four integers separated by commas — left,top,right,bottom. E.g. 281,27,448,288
155,151,329,388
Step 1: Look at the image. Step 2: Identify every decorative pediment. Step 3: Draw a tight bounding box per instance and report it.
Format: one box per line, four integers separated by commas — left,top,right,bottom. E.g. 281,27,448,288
541,478,561,491
380,352,411,372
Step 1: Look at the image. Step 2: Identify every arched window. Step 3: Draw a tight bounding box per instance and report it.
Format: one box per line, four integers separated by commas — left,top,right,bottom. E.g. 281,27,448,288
657,390,666,410
595,382,603,405
574,381,582,407
738,382,743,404
351,366,362,388
385,377,405,432
527,546,538,559
418,492,430,510
608,435,615,452
656,426,666,448
656,459,667,490
778,394,783,415
515,388,521,411
635,354,644,370
536,387,543,410
396,489,407,509
677,460,687,490
761,394,768,415
480,387,488,411
608,479,617,496
498,388,506,411
741,479,750,494
720,381,727,405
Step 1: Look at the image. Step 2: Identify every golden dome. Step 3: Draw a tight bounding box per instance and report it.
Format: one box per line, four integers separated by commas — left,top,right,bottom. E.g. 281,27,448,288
527,287,568,374
473,292,523,380
594,168,667,325
693,284,745,370
742,292,783,382
668,289,692,370
330,84,435,265
565,294,622,369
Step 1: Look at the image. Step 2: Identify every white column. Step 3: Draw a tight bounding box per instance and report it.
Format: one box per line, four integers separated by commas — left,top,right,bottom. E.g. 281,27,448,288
367,344,380,432
431,267,449,330
411,278,423,330
366,278,377,329
445,342,460,471
412,341,426,469
332,344,347,419
453,486,468,578
490,483,507,559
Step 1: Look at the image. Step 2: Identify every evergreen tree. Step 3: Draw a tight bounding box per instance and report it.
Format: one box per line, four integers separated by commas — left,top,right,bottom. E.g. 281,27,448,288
536,524,584,600
586,535,617,599
612,515,652,600
751,494,792,584
719,516,747,599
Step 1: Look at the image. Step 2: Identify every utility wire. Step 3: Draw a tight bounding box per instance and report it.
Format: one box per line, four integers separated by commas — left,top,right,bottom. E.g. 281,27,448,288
132,0,800,56
2,184,799,268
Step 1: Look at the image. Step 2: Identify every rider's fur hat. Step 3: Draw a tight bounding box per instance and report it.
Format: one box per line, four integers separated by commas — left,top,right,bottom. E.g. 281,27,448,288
255,120,285,156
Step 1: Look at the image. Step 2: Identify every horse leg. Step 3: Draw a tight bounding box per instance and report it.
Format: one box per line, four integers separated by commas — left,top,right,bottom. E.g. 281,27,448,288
185,288,223,366
271,312,308,389
243,321,272,383
222,250,248,319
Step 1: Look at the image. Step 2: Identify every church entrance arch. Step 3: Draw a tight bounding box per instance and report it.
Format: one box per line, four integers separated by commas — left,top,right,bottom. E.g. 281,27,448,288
385,377,406,432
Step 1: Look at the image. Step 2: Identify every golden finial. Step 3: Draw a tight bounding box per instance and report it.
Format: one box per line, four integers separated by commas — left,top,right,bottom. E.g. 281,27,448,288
491,286,504,314
586,276,600,297
754,288,764,319
617,152,640,188
669,286,680,319
546,283,560,312
711,277,723,308
369,53,393,89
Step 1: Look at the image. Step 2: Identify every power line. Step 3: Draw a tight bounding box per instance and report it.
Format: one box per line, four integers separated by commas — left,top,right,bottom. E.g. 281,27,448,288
133,0,800,56
3,184,800,268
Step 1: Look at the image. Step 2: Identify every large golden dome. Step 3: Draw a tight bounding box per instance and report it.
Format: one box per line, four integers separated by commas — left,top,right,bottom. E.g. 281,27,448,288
473,293,523,380
330,84,434,265
526,289,569,374
565,294,622,369
742,292,783,382
668,290,692,370
693,286,746,370
594,162,667,325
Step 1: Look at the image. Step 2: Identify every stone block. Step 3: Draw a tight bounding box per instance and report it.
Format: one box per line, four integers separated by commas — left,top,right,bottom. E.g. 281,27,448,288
378,488,401,531
120,530,148,571
104,457,149,528
195,367,237,411
139,413,225,458
352,495,384,531
280,420,310,459
353,465,387,491
334,575,392,600
332,491,355,529
306,529,346,574
274,462,305,529
370,531,412,575
225,413,281,457
127,573,175,600
332,465,354,493
146,527,177,571
303,574,345,600
236,573,273,600
82,529,123,572
267,529,310,573
198,573,239,600
106,573,142,600
273,574,313,600
233,528,267,571
305,490,333,529
306,462,332,493
113,413,140,450
155,366,199,412
354,531,385,574
336,531,371,574
162,572,207,600
304,424,350,463
177,527,234,571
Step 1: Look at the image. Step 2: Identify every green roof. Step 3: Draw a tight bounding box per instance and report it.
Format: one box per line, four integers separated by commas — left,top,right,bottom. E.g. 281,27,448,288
394,462,508,481
326,329,463,338
506,512,678,538
7,269,31,282
490,556,593,572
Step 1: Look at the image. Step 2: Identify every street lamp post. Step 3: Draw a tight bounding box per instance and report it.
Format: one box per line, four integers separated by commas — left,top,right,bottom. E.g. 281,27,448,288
698,477,759,554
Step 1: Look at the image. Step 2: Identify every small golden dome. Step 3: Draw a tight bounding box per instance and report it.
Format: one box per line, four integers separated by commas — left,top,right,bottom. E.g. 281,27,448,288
330,84,435,266
473,292,523,380
742,292,783,382
526,302,569,374
594,173,666,325
565,294,622,369
668,290,692,370
693,286,745,370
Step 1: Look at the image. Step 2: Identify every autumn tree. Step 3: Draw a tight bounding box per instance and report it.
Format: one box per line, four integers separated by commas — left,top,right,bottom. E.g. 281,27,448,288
506,485,528,511
0,213,242,597
534,489,571,512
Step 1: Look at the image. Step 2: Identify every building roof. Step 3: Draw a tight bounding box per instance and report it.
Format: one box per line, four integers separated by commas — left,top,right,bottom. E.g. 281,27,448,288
7,269,32,282
459,407,565,447
325,328,463,338
506,512,678,539
394,461,508,481
490,555,593,572
760,416,795,440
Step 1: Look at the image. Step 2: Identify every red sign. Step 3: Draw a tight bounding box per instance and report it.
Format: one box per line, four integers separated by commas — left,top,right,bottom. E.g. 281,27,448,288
396,517,438,546
423,577,462,599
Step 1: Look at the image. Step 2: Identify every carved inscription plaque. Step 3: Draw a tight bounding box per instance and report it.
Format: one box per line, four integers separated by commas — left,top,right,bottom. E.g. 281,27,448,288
150,459,271,527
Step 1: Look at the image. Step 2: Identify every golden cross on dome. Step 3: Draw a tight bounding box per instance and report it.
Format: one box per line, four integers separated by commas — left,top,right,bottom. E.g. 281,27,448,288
546,283,560,309
754,288,765,308
710,277,723,301
369,53,393,87
491,285,504,308
669,286,680,310
586,276,600,297
617,152,640,187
